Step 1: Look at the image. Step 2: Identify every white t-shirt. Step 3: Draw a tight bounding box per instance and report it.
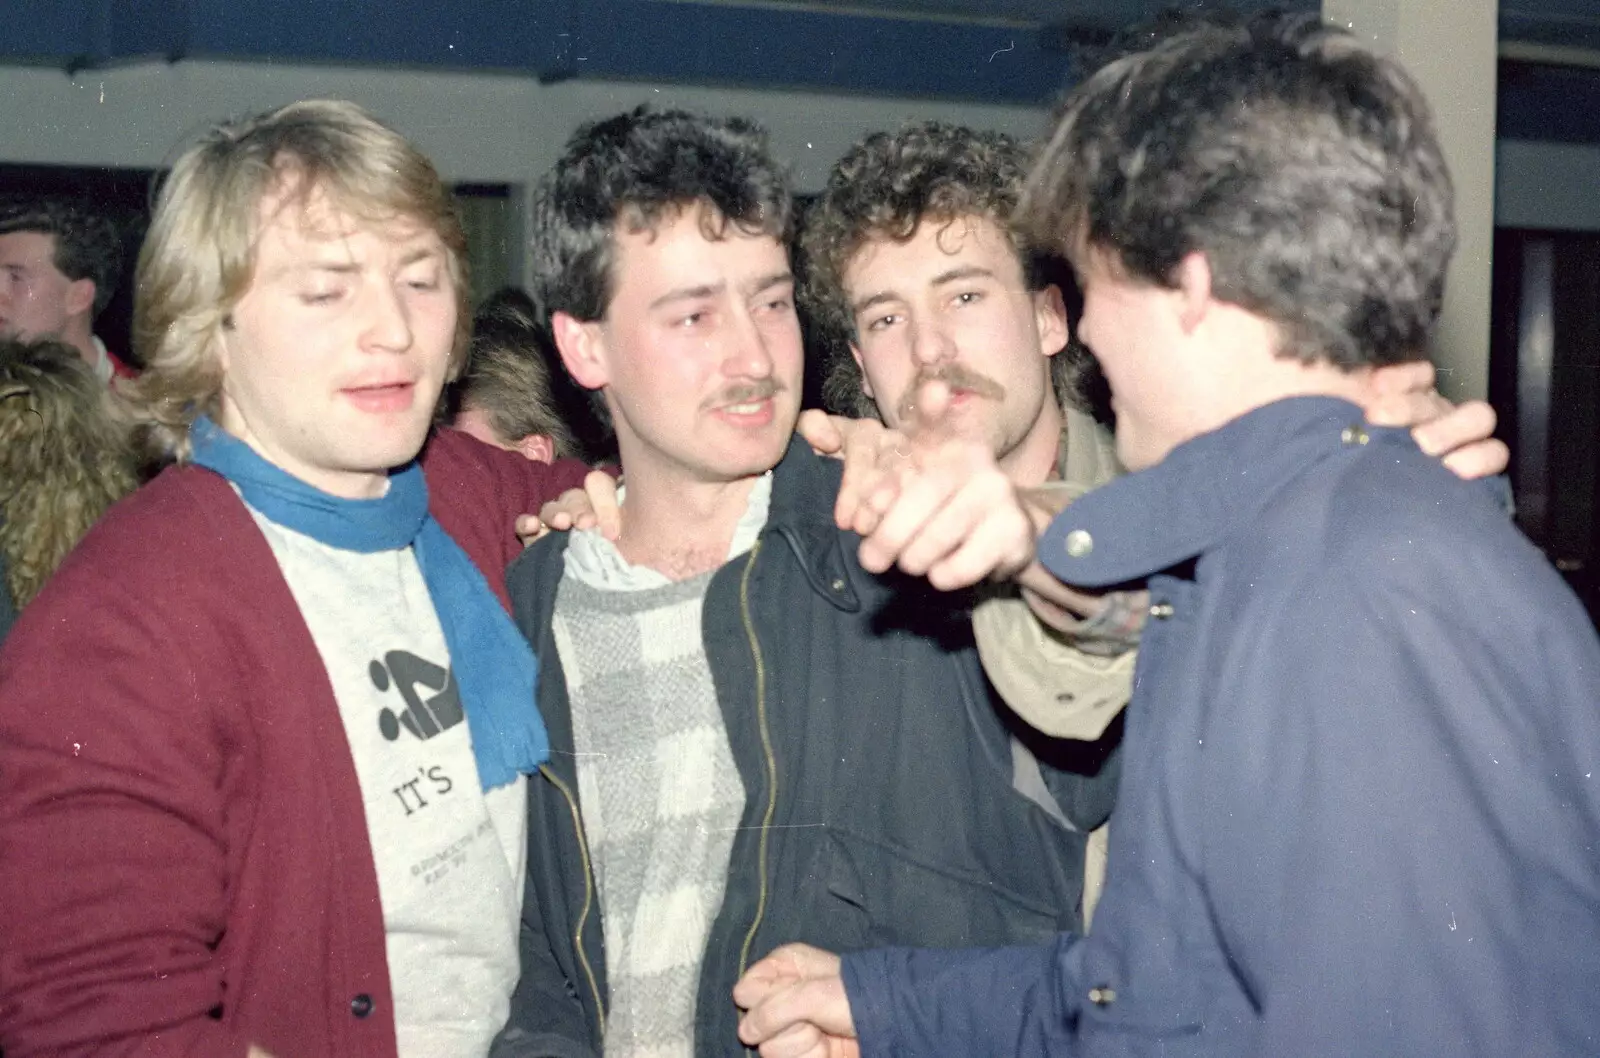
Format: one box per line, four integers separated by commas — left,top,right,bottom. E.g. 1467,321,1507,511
250,506,526,1058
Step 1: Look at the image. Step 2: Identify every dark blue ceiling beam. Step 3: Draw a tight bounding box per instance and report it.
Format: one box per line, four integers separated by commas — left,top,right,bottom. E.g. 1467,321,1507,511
187,0,1076,104
0,0,191,70
3,0,1075,104
182,0,574,74
1,0,1596,143
526,0,1073,102
81,0,191,69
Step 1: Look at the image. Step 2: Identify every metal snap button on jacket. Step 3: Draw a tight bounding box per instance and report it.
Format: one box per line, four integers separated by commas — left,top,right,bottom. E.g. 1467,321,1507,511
1064,529,1094,558
349,993,374,1018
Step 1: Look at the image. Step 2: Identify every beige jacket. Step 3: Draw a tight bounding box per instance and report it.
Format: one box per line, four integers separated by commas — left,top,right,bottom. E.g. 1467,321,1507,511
973,405,1135,742
972,404,1133,926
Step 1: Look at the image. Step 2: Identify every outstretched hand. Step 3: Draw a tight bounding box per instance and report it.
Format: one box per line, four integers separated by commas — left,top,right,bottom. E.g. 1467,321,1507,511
821,380,1047,589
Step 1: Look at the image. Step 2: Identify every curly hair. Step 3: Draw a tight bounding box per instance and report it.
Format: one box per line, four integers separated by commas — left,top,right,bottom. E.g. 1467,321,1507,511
122,99,471,464
0,339,139,611
0,195,123,316
526,107,792,427
1020,13,1454,369
799,121,1084,420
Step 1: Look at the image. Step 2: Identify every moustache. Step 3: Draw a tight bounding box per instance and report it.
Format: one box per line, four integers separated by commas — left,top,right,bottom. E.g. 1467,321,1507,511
895,364,1006,423
704,378,783,411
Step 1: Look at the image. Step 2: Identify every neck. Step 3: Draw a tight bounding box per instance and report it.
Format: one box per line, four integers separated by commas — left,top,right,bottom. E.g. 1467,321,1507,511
61,319,98,367
615,469,761,581
1185,309,1380,457
214,408,392,500
1225,360,1378,425
998,398,1065,487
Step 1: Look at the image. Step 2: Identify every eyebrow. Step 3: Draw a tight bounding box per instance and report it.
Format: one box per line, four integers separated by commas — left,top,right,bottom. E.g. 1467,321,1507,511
647,270,793,311
931,264,997,286
272,246,441,281
746,271,795,298
850,265,997,316
398,246,441,268
649,282,723,311
296,262,360,277
851,290,898,316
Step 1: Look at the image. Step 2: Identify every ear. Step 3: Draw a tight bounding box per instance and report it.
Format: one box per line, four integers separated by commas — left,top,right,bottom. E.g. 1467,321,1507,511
551,311,610,392
1032,284,1070,359
1172,252,1214,335
514,433,556,464
848,343,876,402
65,278,96,319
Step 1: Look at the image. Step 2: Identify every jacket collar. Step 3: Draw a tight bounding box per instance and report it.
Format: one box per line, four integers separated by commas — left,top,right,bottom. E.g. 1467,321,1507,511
1039,396,1404,588
765,435,862,612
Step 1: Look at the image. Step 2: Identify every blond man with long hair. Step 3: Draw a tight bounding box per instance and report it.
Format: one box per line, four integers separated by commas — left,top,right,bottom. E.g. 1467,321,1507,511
0,100,594,1058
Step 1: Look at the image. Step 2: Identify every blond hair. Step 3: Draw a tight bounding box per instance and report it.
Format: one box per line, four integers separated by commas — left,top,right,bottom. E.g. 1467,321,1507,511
0,339,139,609
123,99,470,461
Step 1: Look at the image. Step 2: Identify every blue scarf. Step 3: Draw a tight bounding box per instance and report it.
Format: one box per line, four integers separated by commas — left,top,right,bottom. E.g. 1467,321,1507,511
190,416,547,790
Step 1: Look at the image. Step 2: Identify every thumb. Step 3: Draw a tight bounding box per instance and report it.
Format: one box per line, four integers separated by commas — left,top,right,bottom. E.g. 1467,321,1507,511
515,514,547,547
904,377,957,441
798,408,845,455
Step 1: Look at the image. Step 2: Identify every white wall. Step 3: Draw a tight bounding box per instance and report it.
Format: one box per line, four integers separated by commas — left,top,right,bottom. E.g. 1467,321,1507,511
0,59,1047,191
7,56,1599,290
1325,0,1499,401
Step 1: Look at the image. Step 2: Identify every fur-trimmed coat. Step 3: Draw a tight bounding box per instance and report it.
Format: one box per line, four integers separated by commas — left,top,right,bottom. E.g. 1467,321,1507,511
0,339,138,641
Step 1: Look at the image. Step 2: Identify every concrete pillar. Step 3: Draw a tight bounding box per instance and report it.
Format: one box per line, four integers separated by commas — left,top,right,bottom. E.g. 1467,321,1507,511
1324,0,1499,401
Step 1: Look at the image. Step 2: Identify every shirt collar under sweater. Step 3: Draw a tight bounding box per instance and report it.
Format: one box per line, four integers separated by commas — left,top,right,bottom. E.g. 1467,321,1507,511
563,471,774,592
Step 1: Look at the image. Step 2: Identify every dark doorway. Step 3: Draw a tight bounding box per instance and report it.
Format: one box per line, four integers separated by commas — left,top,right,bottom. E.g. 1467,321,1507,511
1491,228,1600,621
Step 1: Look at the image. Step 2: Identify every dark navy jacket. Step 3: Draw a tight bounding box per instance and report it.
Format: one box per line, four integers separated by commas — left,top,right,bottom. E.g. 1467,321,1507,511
496,438,1120,1058
843,397,1600,1058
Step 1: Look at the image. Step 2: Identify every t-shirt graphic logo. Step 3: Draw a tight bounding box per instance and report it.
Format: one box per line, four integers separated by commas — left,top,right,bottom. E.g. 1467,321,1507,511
370,649,465,742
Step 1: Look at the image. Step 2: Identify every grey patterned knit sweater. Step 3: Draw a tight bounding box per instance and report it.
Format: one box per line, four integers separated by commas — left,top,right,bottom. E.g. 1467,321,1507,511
552,571,746,1058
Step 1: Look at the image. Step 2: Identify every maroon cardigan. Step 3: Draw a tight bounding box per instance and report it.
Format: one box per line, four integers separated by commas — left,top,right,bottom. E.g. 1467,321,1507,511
0,429,588,1058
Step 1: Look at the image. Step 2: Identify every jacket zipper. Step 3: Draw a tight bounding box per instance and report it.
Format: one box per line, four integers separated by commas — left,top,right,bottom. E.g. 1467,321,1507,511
539,763,605,1042
735,538,778,979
